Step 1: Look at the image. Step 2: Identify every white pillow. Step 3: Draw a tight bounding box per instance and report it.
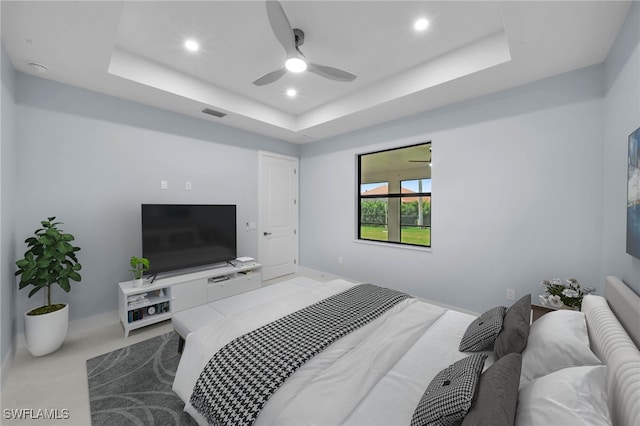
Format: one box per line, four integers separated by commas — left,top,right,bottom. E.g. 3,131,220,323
515,365,611,426
520,309,601,388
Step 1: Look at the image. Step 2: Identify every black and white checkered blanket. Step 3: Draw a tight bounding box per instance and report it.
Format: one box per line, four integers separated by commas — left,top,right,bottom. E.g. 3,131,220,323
189,283,412,426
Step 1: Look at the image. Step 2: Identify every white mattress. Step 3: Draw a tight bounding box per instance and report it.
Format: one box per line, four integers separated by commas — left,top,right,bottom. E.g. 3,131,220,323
173,277,492,425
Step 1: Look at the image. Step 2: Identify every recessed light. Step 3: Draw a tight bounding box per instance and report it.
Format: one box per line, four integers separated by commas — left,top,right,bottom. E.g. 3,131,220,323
286,89,297,97
414,18,429,32
184,39,199,52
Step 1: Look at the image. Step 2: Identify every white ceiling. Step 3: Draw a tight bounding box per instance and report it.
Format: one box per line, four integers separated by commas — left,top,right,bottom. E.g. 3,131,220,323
1,1,631,144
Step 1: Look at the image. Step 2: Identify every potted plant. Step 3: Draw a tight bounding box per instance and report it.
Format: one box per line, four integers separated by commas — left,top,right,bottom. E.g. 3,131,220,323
15,217,82,356
539,278,595,310
129,256,150,287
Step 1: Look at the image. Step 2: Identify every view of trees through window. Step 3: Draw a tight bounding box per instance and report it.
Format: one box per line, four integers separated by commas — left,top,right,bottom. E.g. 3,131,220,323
358,142,431,247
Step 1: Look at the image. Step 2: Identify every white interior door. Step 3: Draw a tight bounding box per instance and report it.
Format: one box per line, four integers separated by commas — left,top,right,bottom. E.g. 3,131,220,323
259,151,299,281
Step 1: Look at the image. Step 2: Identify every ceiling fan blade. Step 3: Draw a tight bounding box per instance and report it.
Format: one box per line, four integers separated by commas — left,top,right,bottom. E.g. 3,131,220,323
252,67,287,86
307,62,357,82
266,0,296,55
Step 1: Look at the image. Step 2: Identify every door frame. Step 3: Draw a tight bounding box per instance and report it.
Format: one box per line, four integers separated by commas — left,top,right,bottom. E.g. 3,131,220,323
258,150,299,281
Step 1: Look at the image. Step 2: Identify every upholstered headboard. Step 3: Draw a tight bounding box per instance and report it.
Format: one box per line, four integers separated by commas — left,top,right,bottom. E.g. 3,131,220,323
582,276,640,426
604,276,640,348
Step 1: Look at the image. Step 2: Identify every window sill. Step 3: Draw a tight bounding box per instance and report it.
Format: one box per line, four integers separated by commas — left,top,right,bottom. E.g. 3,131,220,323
352,239,432,252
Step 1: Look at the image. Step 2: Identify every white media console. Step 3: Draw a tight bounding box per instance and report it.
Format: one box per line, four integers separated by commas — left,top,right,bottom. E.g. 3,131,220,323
118,262,262,337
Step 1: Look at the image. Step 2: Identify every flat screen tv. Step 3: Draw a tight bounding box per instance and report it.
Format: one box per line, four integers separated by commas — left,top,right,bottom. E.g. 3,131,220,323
142,204,237,275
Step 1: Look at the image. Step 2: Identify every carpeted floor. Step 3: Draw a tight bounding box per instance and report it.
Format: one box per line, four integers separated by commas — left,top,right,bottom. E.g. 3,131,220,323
86,332,197,426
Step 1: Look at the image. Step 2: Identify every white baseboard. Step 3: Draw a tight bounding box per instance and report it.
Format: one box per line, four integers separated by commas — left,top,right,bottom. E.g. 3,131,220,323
294,266,356,283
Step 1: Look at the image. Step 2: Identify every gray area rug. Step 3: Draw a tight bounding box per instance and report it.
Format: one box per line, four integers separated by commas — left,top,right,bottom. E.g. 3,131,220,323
86,332,197,426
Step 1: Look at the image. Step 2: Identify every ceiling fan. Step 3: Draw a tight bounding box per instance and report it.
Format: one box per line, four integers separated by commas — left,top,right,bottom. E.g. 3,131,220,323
252,0,357,86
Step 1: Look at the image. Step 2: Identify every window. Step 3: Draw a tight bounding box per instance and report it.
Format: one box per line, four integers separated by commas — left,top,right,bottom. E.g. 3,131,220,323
358,142,431,247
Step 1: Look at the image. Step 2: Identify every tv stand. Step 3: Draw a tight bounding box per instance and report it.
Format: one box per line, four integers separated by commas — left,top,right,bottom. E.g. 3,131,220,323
118,262,261,337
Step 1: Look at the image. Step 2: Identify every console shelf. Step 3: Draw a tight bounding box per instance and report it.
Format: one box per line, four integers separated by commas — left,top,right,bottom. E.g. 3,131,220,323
118,262,261,337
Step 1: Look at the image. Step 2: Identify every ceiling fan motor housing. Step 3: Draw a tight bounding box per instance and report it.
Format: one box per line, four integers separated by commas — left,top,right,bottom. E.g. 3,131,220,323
293,28,305,46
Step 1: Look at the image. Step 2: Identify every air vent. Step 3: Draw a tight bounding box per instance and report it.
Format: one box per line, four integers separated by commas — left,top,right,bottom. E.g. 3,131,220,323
28,62,48,73
202,108,227,118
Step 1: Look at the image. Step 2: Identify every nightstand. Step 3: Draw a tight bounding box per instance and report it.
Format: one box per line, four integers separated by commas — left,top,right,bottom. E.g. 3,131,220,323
531,304,558,322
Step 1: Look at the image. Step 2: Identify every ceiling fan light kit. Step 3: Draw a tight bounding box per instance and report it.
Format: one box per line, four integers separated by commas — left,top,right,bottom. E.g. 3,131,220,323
285,57,307,73
253,0,357,86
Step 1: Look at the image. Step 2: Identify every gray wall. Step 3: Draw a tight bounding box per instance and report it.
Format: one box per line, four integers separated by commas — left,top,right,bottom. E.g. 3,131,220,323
11,74,298,333
602,1,640,293
299,65,607,313
1,42,18,383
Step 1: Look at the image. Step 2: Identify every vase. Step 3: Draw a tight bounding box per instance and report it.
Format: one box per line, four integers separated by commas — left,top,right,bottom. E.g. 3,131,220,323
24,304,69,356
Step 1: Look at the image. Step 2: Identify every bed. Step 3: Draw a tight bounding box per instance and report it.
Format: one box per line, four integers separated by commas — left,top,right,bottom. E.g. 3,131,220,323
172,275,640,426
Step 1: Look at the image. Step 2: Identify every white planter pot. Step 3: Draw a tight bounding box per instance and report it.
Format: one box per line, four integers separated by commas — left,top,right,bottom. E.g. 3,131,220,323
24,304,69,356
132,278,144,288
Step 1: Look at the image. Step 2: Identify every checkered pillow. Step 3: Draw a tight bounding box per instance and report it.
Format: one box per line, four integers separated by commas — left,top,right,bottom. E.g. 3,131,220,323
459,306,507,352
411,353,488,426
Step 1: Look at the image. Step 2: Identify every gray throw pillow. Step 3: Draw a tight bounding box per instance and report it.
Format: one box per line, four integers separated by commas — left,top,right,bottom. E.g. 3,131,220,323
411,353,488,426
493,294,531,359
459,306,507,352
461,353,522,426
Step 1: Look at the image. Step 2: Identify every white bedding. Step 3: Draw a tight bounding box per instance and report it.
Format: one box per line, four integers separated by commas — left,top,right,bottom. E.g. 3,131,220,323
173,277,493,426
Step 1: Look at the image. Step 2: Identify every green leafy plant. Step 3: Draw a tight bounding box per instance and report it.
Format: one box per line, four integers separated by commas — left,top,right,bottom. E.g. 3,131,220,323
15,217,82,315
129,256,150,280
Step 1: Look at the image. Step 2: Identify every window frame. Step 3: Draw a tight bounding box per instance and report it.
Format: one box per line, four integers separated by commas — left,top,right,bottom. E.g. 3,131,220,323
357,142,432,248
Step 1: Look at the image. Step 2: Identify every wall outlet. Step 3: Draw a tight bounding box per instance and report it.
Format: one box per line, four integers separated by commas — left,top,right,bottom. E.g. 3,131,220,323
337,257,343,265
160,179,168,190
506,288,516,301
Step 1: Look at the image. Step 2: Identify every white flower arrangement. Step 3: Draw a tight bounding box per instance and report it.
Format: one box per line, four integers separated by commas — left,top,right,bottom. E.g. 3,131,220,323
539,278,595,310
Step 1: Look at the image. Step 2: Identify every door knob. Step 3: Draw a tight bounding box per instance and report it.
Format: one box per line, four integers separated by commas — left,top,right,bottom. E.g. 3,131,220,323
263,232,272,236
